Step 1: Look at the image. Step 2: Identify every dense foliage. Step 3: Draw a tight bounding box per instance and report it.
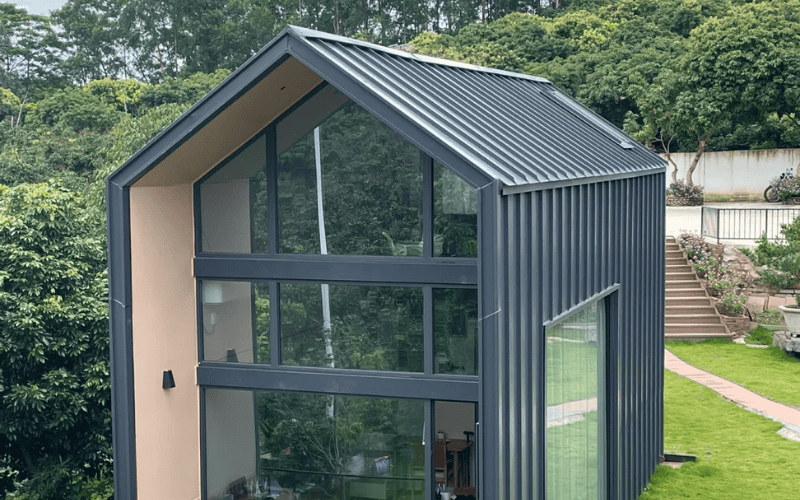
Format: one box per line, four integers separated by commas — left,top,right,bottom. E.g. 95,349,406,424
741,217,800,289
1,0,800,497
0,183,111,499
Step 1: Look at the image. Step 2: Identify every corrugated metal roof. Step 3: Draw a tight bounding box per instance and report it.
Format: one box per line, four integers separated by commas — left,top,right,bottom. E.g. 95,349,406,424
289,26,665,187
108,25,665,190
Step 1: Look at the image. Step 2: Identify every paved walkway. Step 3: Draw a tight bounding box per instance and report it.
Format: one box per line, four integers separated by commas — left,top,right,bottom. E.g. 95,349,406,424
665,349,800,441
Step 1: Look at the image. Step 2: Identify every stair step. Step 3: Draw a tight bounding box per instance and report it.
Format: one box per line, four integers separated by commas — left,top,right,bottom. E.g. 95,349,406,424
665,332,734,341
666,258,687,265
666,314,723,325
665,245,681,252
666,280,702,289
667,272,700,281
665,323,727,333
665,297,714,307
666,265,693,273
665,289,707,297
665,305,718,315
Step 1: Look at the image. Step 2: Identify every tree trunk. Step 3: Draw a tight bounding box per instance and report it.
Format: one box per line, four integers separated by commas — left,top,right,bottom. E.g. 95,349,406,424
664,152,679,184
686,136,709,187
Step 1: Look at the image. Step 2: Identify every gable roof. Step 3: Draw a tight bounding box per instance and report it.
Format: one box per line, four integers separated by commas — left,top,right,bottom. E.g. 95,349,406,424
108,25,664,191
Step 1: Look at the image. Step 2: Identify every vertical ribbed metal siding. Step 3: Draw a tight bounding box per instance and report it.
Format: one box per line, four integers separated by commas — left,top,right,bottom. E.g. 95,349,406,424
488,172,665,499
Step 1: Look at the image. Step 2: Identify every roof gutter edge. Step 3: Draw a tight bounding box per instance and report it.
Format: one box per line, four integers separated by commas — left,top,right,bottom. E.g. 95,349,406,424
501,167,667,195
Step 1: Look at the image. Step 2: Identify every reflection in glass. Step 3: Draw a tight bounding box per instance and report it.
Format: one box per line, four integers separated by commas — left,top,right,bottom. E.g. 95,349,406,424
434,401,478,498
434,163,477,258
278,99,423,256
434,288,478,375
204,389,424,500
201,280,269,363
545,301,605,500
280,283,423,372
199,136,268,253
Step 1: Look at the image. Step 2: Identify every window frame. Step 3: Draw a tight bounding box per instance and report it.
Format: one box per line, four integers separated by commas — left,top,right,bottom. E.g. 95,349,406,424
194,89,481,500
540,285,619,500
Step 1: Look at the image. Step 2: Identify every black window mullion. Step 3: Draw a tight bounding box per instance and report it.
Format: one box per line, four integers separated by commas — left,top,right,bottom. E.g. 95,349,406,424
424,286,433,376
194,254,478,285
266,123,279,255
197,363,479,402
270,282,280,366
423,152,434,259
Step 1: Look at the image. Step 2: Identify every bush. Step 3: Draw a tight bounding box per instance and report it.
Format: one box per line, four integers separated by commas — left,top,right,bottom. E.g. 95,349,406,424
717,292,747,316
668,181,704,203
744,218,800,289
745,325,774,346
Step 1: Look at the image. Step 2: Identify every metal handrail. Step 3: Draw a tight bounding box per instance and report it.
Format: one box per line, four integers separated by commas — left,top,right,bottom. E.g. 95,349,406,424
701,206,800,243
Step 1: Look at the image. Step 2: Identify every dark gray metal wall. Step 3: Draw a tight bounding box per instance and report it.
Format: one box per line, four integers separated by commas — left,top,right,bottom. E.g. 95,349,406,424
480,172,665,500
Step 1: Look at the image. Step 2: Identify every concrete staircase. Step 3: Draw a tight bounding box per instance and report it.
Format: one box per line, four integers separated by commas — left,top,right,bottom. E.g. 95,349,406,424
665,237,733,340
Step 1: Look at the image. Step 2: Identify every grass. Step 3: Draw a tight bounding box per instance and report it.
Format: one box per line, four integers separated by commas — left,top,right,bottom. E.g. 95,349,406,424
639,371,800,500
666,339,800,408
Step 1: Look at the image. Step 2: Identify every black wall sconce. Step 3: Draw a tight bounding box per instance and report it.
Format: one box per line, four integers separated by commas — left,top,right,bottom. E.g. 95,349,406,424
226,348,238,363
162,370,176,389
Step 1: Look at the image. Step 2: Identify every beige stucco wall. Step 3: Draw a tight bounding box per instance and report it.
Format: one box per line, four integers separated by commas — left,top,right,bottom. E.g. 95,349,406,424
130,184,201,500
664,148,800,194
126,55,340,500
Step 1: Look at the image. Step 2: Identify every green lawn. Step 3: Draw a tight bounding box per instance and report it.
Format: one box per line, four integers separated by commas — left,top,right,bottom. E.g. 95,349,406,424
666,340,800,408
639,370,800,499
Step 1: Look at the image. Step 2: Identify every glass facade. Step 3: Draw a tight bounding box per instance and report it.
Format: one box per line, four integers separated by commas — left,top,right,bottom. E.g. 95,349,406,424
205,389,425,500
196,85,479,500
280,283,424,372
278,99,424,257
201,280,269,364
545,301,606,500
199,136,268,253
434,288,478,375
434,163,477,258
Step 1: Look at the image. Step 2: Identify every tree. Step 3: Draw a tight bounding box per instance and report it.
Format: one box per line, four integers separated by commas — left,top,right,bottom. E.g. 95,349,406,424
0,3,65,98
53,0,128,83
0,182,111,498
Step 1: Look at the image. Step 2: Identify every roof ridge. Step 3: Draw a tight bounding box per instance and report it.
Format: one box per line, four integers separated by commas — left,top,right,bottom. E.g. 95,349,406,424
286,25,551,84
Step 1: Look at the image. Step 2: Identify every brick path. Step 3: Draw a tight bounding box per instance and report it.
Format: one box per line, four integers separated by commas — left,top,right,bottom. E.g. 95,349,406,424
665,349,800,439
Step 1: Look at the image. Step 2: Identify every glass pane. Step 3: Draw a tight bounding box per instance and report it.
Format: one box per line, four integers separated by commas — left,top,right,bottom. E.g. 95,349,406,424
201,280,269,363
434,288,478,375
278,99,423,256
434,401,478,498
546,302,605,500
280,283,423,372
434,163,477,258
199,136,268,253
204,389,425,500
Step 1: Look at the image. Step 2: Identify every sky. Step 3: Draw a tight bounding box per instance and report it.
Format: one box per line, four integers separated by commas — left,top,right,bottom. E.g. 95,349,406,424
11,0,69,16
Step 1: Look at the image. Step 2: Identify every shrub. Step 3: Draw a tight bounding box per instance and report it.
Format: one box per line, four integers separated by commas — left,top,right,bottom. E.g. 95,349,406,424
668,181,704,203
745,218,800,289
745,325,774,346
716,292,747,316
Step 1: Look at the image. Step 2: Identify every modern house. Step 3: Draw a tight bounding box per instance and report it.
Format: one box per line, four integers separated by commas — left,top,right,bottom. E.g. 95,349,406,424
106,26,666,500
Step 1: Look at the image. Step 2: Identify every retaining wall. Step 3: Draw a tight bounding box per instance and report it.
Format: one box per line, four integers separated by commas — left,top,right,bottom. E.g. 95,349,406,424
663,149,800,195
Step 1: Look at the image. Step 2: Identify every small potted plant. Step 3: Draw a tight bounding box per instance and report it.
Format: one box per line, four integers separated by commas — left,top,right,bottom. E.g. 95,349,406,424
778,294,800,337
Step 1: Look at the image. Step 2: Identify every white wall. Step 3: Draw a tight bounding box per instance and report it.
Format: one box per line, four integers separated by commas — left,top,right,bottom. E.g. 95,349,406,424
664,148,800,194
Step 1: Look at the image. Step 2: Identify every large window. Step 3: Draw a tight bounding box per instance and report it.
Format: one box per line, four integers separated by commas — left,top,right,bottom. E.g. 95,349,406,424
195,83,480,500
545,300,607,500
